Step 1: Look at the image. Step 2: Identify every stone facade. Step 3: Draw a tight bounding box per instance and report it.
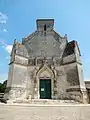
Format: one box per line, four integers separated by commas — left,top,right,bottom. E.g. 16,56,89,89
4,19,88,103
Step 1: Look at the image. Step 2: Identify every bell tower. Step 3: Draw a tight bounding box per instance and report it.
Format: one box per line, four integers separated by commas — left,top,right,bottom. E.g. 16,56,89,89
36,19,54,31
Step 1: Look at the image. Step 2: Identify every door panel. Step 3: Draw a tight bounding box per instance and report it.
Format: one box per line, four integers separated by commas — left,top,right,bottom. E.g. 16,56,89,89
40,80,46,99
40,79,51,99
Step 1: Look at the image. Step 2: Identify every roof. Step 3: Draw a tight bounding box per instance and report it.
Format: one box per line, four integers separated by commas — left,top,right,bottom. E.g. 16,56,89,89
36,19,54,22
63,40,81,57
63,40,75,57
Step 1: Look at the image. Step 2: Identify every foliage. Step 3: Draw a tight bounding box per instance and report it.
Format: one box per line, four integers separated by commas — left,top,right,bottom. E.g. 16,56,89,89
0,80,7,93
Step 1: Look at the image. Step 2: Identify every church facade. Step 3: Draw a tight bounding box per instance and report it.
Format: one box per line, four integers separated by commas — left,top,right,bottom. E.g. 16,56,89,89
5,19,88,103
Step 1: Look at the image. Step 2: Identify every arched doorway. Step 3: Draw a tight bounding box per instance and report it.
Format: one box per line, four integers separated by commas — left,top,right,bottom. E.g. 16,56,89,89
36,64,54,99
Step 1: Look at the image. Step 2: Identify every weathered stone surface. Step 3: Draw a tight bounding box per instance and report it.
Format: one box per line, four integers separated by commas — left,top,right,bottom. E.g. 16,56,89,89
5,19,89,104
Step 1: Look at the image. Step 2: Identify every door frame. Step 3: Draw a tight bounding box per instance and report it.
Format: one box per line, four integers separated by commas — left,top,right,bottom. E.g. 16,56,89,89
35,65,55,99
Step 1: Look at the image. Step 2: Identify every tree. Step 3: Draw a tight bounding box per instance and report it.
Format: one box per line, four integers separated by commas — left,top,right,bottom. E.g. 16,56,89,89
3,80,7,88
0,83,5,93
0,80,7,93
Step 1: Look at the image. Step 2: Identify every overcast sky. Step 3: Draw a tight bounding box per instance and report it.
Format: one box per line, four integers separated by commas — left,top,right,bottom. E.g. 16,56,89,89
0,0,90,83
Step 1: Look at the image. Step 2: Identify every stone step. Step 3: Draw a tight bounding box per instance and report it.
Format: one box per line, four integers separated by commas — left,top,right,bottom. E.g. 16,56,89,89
7,99,80,104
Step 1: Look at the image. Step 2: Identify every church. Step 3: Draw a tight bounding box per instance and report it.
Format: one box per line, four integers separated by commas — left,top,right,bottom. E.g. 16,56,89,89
4,19,89,103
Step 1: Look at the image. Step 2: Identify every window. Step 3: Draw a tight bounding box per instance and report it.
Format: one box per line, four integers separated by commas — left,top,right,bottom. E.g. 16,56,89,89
44,24,46,31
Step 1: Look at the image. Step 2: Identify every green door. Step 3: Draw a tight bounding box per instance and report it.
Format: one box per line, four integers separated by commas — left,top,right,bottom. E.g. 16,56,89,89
40,79,51,99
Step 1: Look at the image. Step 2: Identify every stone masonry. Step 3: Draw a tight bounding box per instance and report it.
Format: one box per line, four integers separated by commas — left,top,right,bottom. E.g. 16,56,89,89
4,19,89,103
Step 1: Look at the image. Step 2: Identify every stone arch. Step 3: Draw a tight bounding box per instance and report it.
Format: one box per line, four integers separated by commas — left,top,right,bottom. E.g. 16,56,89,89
36,64,54,78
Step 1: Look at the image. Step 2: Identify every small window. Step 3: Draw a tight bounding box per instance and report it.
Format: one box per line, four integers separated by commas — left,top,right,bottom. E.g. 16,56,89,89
44,24,46,31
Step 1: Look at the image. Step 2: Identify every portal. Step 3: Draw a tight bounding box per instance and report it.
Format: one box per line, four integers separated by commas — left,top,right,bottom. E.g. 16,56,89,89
39,79,51,99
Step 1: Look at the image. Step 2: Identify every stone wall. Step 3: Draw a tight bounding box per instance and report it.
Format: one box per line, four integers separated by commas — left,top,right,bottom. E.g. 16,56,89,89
64,63,79,86
7,64,14,87
55,66,68,99
15,55,28,65
62,54,76,64
5,63,28,100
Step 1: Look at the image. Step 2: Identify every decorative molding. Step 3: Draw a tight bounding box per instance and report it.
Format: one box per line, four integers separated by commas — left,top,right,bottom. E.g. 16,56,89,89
36,64,54,78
